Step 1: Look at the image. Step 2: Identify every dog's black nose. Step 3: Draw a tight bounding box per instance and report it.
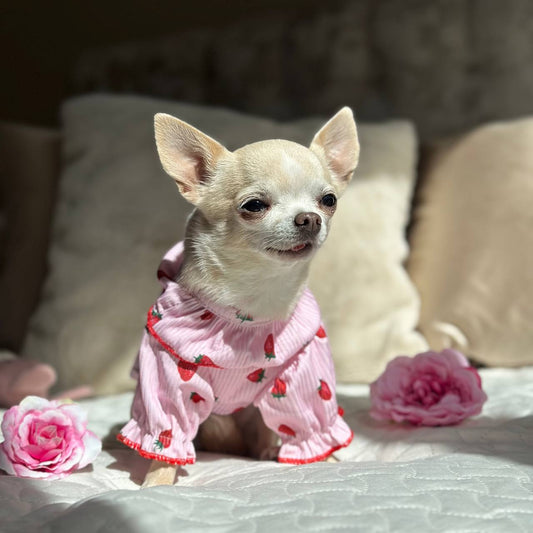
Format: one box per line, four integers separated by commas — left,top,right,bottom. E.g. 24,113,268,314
294,212,322,235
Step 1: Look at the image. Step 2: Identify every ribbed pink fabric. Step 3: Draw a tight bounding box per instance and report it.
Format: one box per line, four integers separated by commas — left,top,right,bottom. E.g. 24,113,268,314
119,241,353,465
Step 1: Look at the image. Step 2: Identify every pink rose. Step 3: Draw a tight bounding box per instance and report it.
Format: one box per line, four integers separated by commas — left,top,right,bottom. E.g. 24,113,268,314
0,396,101,479
370,350,487,426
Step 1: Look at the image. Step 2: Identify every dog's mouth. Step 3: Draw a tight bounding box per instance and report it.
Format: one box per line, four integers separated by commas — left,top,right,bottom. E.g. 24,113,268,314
265,242,314,260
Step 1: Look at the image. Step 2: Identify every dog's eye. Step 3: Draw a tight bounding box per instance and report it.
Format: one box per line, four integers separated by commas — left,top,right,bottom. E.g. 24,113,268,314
241,199,269,212
321,194,337,208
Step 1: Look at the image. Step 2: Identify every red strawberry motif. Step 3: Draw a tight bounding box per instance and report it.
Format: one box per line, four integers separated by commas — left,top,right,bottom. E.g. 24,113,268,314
178,360,197,382
190,392,205,404
278,424,296,437
236,311,253,323
247,368,266,383
264,334,276,360
338,406,345,417
318,379,332,401
271,378,287,399
146,306,163,329
194,354,218,367
154,429,172,451
200,310,214,321
316,326,327,338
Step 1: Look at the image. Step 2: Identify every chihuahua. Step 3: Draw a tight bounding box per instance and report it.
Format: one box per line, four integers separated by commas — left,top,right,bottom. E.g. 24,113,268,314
118,108,359,487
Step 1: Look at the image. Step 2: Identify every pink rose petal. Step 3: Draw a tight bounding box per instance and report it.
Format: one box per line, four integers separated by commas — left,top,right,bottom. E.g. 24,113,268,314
0,396,101,479
370,350,487,426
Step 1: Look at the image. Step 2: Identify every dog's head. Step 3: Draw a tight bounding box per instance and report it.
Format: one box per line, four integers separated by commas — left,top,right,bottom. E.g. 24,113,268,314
154,109,359,263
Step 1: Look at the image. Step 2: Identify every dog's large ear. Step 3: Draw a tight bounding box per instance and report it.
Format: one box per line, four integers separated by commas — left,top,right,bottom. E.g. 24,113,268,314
310,107,359,194
154,113,230,205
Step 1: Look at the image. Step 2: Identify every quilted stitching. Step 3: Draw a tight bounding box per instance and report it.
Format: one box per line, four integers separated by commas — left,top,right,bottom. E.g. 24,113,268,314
0,367,532,532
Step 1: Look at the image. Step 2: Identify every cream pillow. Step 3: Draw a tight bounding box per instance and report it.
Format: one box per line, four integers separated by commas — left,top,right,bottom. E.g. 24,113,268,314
408,117,533,367
23,94,426,393
310,122,428,383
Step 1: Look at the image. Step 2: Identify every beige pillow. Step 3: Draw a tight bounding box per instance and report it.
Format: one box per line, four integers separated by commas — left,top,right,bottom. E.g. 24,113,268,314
310,122,428,383
408,117,533,367
23,94,425,393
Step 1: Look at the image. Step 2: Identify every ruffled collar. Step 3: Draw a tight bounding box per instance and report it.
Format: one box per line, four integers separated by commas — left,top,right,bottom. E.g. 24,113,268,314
145,241,322,370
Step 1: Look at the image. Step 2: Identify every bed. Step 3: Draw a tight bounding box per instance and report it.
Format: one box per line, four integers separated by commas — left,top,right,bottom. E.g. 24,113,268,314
3,8,533,528
1,366,532,532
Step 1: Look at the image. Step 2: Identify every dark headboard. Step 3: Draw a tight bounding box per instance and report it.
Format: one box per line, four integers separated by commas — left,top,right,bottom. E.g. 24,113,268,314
70,0,533,141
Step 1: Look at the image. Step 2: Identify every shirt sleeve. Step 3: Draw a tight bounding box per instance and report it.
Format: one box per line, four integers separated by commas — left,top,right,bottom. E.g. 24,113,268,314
255,327,353,464
118,332,214,465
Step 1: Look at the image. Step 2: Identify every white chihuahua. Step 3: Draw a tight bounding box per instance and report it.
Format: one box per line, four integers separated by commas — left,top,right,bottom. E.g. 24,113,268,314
118,108,359,486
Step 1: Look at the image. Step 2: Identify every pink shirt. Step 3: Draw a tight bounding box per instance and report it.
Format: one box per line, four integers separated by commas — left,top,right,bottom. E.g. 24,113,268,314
118,241,353,465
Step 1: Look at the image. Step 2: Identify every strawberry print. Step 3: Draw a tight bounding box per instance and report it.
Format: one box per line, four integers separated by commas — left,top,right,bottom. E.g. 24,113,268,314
271,378,287,399
318,379,332,401
264,334,276,360
236,311,253,323
151,308,163,320
316,326,327,338
178,360,197,382
278,424,296,437
200,310,214,321
338,406,345,417
154,429,172,452
190,392,205,404
146,306,163,330
194,354,217,367
247,368,266,383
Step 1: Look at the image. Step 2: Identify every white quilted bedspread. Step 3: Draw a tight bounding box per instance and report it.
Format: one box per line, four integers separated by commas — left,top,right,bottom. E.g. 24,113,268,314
1,367,532,532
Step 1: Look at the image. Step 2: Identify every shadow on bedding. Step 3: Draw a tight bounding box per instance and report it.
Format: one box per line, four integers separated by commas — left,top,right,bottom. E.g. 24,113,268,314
3,496,151,533
337,393,533,467
101,423,193,485
104,397,533,472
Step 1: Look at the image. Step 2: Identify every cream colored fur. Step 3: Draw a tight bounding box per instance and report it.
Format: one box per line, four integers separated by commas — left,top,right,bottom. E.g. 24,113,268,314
142,108,358,487
154,108,358,321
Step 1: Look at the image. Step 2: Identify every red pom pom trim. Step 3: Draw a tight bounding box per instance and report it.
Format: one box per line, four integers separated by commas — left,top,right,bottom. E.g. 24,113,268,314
117,433,195,465
277,431,353,464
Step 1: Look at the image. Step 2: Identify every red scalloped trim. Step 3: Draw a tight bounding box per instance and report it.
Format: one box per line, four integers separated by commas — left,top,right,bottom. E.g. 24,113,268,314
117,433,195,465
146,306,222,369
277,430,354,465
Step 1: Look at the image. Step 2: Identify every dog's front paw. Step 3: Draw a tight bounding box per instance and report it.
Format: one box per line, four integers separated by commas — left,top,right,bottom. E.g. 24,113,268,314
259,445,281,461
141,460,178,488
